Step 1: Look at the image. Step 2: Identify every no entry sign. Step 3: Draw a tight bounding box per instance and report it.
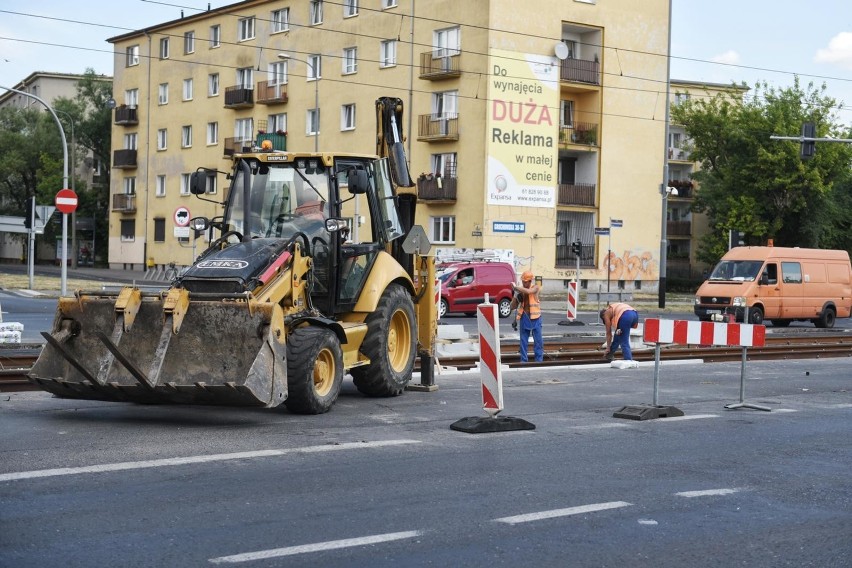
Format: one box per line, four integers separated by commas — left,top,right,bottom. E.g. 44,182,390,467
55,188,78,214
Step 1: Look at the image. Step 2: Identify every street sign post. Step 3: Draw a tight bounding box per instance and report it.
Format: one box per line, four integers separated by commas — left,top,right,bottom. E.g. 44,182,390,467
55,189,78,296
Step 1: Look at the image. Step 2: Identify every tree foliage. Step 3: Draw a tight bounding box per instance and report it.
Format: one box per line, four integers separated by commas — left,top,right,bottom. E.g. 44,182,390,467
671,77,852,264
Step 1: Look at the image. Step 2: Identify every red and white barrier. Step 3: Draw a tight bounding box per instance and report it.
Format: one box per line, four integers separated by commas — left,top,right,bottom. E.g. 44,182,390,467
566,281,578,321
435,277,441,320
643,319,766,348
477,301,503,416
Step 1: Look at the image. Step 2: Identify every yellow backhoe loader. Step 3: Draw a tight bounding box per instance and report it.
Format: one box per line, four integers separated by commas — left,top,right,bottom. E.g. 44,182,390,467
29,97,437,413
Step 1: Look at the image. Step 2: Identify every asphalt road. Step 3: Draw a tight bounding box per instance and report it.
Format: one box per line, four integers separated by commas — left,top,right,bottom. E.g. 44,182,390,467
2,357,850,567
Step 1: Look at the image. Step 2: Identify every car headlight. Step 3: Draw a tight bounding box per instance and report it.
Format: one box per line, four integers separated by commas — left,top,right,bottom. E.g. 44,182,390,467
732,296,747,307
694,297,701,305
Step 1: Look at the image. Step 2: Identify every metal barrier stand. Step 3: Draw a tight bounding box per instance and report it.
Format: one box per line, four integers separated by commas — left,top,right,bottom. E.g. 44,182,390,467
724,346,771,411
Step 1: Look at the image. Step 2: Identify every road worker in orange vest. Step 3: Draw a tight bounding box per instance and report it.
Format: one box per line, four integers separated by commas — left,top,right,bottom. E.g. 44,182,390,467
510,270,544,362
600,302,640,361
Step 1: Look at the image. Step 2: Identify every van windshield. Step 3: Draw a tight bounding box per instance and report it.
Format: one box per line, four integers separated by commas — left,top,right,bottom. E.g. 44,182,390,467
709,260,763,282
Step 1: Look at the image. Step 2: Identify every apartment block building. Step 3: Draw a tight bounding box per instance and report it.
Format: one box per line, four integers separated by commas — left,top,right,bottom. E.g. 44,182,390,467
107,0,671,290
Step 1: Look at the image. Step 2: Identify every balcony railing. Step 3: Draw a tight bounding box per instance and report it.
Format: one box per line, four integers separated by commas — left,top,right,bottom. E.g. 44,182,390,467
417,175,457,201
419,50,461,80
112,193,136,212
256,132,287,151
224,86,254,108
667,220,692,236
559,58,600,85
555,243,595,268
668,179,694,198
223,137,254,157
557,183,596,206
255,81,288,105
417,114,459,141
559,122,598,146
113,149,137,169
668,147,691,161
114,106,138,125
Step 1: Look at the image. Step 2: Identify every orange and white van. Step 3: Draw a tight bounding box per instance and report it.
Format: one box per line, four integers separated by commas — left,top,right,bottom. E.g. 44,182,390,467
693,247,852,327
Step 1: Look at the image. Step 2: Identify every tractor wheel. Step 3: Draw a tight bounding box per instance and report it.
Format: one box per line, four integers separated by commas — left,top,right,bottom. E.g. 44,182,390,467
352,283,416,397
285,327,343,414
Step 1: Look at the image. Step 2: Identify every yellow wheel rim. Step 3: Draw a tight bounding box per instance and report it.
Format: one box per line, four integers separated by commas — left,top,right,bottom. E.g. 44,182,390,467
313,347,335,397
387,308,412,373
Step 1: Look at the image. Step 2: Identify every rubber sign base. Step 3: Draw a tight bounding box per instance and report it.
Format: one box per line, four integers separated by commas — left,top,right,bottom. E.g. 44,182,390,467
450,415,536,434
612,404,684,421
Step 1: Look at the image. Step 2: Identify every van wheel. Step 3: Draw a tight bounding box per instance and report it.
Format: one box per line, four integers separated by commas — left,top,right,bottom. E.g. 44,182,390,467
815,307,836,329
498,298,512,318
439,298,448,318
771,319,791,327
747,306,764,325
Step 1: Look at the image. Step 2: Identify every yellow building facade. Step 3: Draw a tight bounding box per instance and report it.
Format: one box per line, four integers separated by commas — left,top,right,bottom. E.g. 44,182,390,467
108,0,671,291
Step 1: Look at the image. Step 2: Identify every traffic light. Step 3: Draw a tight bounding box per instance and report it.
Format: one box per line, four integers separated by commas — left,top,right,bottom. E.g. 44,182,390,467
24,196,34,229
800,121,816,160
571,240,582,256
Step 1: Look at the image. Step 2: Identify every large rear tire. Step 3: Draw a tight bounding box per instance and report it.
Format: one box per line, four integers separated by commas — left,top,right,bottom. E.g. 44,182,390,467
815,307,836,329
352,283,416,397
285,327,343,414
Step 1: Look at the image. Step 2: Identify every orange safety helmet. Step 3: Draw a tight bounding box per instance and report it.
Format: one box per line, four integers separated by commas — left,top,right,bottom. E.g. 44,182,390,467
521,271,534,282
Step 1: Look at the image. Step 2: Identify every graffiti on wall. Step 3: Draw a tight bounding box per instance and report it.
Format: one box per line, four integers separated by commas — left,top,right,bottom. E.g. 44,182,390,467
602,249,659,281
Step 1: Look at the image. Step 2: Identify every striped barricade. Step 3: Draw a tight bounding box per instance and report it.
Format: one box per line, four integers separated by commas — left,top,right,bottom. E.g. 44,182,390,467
566,281,578,321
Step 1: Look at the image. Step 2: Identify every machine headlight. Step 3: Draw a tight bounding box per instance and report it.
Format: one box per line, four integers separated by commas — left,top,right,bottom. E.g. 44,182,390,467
732,296,747,307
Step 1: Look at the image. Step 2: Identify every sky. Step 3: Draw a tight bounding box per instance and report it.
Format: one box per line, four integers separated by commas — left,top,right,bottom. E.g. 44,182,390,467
1,0,851,127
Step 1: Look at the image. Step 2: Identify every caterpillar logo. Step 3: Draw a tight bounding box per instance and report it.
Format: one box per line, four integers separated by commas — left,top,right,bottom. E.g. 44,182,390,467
197,260,250,270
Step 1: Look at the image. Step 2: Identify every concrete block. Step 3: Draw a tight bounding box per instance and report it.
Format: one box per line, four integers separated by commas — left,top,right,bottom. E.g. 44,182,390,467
437,324,470,341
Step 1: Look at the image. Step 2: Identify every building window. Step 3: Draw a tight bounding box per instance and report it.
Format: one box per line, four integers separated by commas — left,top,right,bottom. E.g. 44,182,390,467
158,83,169,105
157,129,167,151
560,100,574,128
125,89,139,108
431,216,455,244
180,173,191,195
183,78,193,101
184,31,195,54
206,175,217,195
209,24,221,48
674,92,690,106
126,45,139,66
268,113,287,133
235,118,254,142
269,61,287,86
120,219,136,241
208,73,219,96
433,26,461,57
310,0,323,25
182,125,192,148
237,67,254,89
271,8,289,33
159,38,170,60
380,40,397,68
207,122,219,145
341,104,355,131
433,90,458,119
123,177,136,195
432,152,457,177
238,16,255,41
382,0,397,8
306,108,319,136
344,0,358,17
124,133,138,150
343,47,357,74
156,175,166,197
307,55,321,80
154,218,166,242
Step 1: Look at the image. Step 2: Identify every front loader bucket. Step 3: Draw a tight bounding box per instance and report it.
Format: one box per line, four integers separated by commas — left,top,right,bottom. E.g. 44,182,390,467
29,288,288,407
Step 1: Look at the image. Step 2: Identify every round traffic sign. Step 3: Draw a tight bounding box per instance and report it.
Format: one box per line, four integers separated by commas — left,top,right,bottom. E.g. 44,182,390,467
55,188,78,214
174,206,191,227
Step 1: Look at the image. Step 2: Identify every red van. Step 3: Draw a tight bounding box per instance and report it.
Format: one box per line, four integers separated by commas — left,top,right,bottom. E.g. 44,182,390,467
437,261,517,318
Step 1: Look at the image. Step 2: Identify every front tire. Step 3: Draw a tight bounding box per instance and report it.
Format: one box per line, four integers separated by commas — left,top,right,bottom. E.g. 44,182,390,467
352,284,416,397
285,327,343,414
498,297,512,318
439,298,448,318
747,306,764,325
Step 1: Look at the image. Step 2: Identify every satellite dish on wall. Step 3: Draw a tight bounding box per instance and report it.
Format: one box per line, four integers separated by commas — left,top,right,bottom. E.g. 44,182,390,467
106,98,116,109
554,42,570,60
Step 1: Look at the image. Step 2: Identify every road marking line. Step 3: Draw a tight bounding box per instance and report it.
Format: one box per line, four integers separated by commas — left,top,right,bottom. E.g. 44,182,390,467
494,501,633,525
0,439,420,483
208,530,423,564
658,414,718,421
675,488,742,498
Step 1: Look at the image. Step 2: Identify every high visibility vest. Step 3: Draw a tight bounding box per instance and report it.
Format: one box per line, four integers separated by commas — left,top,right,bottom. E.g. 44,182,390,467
610,302,637,328
517,290,541,320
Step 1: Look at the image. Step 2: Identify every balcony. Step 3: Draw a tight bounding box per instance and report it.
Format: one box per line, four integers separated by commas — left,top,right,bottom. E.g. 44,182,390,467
668,147,691,161
256,132,287,151
419,50,461,80
255,81,288,105
668,179,694,198
114,106,138,125
557,183,595,207
559,58,600,86
555,243,595,268
416,175,457,202
112,193,136,213
667,220,692,237
223,137,253,157
417,114,459,141
224,86,254,108
559,122,598,146
113,149,137,169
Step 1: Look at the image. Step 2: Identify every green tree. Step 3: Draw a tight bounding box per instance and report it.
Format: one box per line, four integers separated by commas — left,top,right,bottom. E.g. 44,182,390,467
671,77,852,264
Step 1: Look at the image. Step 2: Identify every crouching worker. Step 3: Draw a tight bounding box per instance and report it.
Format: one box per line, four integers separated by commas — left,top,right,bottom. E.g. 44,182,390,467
510,271,543,362
600,302,639,362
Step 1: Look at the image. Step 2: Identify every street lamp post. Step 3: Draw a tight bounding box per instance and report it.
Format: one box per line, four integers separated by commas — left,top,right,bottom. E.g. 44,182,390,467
52,109,77,268
277,53,319,152
659,0,674,309
659,185,678,308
